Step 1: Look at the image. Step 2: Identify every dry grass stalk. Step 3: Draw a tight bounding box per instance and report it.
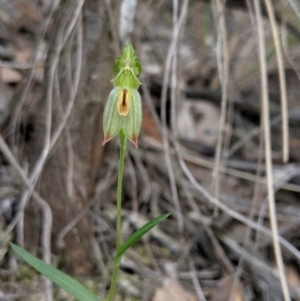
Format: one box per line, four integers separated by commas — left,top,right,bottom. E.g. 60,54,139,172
254,0,291,300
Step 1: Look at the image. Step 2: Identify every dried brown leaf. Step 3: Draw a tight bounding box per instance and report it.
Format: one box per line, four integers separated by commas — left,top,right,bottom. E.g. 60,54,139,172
153,279,197,301
1,68,22,83
286,265,300,288
211,276,244,301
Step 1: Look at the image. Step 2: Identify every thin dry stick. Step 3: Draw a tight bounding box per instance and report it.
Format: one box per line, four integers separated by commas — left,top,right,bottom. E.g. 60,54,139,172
287,0,300,20
55,33,76,202
254,162,298,247
56,161,115,248
228,3,271,297
4,10,82,242
126,155,138,212
15,3,83,245
228,107,300,157
189,259,207,301
171,0,179,137
218,233,286,286
219,232,300,300
143,135,300,194
62,0,85,46
211,0,229,215
229,118,265,301
282,23,300,80
54,68,74,201
62,138,74,212
0,136,53,301
205,225,235,274
171,138,300,261
264,0,289,163
129,147,152,203
15,16,63,253
104,0,120,55
254,0,291,300
0,61,43,69
160,0,189,233
49,14,82,150
14,11,63,299
49,13,83,238
11,0,61,155
6,12,82,301
16,22,62,248
141,76,162,133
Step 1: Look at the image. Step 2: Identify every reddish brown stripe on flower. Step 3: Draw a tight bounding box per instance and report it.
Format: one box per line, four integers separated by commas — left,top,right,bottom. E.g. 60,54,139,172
117,89,130,116
122,90,126,106
102,135,113,146
129,135,138,148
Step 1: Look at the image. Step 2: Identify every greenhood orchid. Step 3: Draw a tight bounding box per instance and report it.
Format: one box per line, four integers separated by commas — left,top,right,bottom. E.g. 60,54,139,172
102,44,142,148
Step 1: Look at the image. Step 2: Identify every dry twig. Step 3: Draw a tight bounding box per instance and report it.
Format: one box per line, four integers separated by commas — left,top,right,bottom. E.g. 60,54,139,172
160,0,190,233
211,0,229,216
253,0,290,299
264,0,289,163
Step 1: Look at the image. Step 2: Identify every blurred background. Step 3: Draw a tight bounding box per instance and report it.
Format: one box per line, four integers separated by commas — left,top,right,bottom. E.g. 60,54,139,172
0,0,300,300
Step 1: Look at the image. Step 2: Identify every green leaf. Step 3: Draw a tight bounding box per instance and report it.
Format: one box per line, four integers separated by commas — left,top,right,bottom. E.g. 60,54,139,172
114,213,170,263
10,243,99,301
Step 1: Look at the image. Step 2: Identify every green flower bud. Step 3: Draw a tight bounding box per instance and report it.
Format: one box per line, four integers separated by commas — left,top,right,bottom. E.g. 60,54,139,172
102,87,142,148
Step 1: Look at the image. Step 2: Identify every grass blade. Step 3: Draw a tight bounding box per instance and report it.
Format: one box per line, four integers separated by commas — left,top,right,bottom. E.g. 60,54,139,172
10,243,99,301
114,213,170,263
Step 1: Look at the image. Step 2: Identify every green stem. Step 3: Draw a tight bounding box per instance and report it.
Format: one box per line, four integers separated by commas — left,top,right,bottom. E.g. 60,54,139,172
107,131,127,301
116,131,127,252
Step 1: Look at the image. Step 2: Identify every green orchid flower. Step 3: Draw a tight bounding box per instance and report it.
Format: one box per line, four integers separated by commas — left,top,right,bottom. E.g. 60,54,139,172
102,43,142,148
9,42,169,301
